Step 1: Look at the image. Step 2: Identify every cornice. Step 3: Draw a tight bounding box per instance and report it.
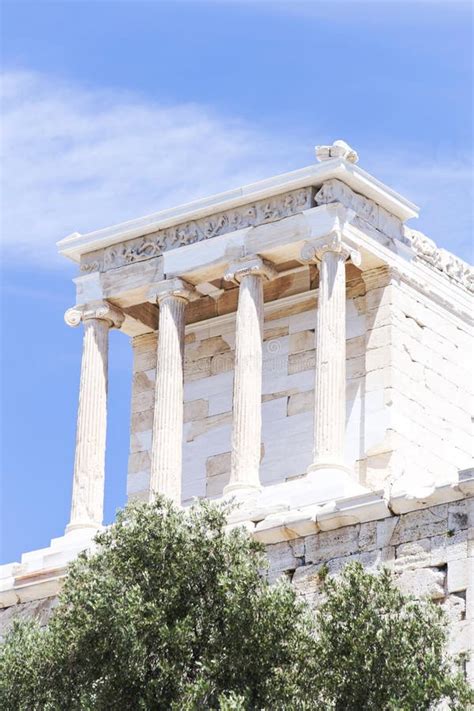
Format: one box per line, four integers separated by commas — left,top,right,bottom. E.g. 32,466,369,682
57,158,419,263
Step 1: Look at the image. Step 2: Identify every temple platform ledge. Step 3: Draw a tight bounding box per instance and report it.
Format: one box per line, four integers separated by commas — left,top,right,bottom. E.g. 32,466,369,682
1,472,472,608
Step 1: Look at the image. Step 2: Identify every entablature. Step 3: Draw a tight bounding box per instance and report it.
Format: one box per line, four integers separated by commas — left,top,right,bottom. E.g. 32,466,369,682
61,143,471,335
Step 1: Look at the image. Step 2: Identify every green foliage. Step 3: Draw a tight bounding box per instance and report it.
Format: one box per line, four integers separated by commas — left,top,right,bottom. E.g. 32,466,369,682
312,563,472,711
0,498,472,710
0,499,316,709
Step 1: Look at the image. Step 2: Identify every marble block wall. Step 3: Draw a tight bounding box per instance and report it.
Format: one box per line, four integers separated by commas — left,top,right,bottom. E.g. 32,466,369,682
127,268,472,505
362,267,472,494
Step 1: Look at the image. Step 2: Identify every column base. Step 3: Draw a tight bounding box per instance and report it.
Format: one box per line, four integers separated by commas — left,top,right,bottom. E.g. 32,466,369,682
65,521,102,536
305,461,366,502
223,481,262,499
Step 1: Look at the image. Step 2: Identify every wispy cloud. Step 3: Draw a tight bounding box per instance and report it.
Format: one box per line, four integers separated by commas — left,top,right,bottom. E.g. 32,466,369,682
0,70,299,268
1,70,472,268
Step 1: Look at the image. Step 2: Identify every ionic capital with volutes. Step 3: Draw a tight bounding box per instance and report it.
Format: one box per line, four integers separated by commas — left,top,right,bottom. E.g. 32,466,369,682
64,301,125,329
224,255,277,285
148,277,197,305
300,231,361,267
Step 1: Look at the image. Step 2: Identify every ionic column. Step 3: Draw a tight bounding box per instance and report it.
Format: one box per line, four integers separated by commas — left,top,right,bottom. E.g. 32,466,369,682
301,232,360,478
224,257,276,496
149,278,195,505
64,301,124,532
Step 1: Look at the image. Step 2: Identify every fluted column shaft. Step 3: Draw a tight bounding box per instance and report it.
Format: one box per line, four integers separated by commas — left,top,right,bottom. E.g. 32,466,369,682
313,249,347,465
224,257,276,495
149,279,194,504
65,302,124,532
301,232,360,476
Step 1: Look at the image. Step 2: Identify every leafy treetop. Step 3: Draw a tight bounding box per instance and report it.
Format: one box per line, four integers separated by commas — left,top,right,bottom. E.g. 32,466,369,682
0,498,471,710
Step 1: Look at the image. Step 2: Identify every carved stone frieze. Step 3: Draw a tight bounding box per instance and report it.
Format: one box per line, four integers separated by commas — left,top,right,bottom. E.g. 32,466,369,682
80,187,313,273
80,261,101,274
315,179,404,241
405,228,473,294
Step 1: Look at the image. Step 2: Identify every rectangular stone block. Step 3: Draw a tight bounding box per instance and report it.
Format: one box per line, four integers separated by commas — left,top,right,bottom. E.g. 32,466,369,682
208,390,233,416
130,430,152,454
264,326,289,340
289,330,315,354
210,352,234,375
133,349,157,373
132,369,155,395
396,567,445,600
291,564,325,605
288,350,315,375
346,335,366,358
132,332,157,352
206,450,231,478
346,356,365,379
131,390,155,413
359,521,377,551
326,549,381,576
266,540,302,577
186,411,232,442
184,357,212,382
305,526,360,565
185,336,231,361
128,450,151,474
262,388,298,403
394,538,431,571
206,473,228,498
389,506,449,545
131,409,154,433
127,470,150,496
184,399,209,423
267,299,313,323
447,559,469,593
287,390,313,417
448,500,470,532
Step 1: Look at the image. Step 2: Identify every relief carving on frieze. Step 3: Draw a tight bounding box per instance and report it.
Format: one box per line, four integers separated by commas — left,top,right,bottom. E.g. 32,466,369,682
314,179,404,241
405,228,473,294
81,188,313,273
315,179,473,294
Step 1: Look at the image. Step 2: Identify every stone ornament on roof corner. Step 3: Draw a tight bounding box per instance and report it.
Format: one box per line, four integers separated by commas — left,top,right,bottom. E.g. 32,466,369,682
81,188,313,273
404,227,474,294
315,139,359,164
64,301,125,329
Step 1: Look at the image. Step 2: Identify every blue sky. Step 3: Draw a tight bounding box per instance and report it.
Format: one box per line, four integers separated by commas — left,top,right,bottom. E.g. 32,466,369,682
1,0,472,564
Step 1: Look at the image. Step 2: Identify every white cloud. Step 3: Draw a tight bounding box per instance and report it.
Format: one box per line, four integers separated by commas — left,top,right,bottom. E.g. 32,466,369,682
0,70,299,268
1,70,471,269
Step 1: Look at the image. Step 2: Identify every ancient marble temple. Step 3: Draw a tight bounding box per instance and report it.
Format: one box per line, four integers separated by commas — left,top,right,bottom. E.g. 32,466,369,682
1,141,473,680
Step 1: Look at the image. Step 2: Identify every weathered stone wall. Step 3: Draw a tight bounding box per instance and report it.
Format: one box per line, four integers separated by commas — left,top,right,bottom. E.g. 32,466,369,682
266,497,473,681
361,267,472,494
0,596,57,642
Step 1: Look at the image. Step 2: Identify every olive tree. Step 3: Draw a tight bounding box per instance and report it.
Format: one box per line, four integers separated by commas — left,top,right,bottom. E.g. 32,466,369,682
0,498,471,710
